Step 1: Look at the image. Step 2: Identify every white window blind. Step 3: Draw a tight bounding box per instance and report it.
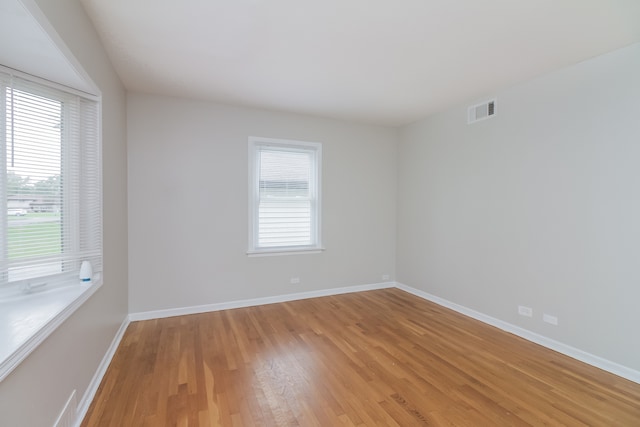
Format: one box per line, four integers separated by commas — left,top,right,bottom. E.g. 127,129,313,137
0,70,101,288
249,137,321,254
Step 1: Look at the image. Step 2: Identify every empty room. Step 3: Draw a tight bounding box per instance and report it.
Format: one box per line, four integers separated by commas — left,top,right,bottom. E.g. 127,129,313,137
1,0,640,426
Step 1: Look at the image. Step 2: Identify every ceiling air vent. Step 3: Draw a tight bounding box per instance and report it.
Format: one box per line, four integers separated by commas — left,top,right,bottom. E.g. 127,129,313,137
467,99,496,124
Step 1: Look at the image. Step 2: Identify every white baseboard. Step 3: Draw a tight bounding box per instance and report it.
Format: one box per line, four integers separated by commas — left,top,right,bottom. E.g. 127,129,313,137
74,315,130,427
395,282,640,385
129,282,395,322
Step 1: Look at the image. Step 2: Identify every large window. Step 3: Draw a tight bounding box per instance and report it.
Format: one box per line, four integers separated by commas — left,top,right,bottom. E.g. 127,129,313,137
1,70,101,291
248,137,322,255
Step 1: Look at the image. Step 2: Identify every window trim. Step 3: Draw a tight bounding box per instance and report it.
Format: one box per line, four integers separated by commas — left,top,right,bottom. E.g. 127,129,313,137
247,136,323,256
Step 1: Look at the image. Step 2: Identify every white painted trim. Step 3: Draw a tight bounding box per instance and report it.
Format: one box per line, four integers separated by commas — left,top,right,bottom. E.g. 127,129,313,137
74,315,130,427
129,282,394,322
247,248,325,257
395,282,640,385
53,389,76,427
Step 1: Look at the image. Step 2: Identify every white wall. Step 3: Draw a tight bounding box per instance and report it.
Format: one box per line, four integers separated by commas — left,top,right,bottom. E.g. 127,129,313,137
0,1,128,426
128,94,397,313
397,43,640,371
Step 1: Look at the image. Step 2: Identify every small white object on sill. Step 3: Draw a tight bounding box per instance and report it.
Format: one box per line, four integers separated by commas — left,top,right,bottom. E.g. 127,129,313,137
79,261,93,282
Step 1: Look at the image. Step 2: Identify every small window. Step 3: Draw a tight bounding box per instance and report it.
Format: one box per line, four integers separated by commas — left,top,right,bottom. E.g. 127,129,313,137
248,137,322,255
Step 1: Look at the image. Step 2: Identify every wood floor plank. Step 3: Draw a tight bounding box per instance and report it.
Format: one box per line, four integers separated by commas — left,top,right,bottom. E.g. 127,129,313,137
81,289,640,426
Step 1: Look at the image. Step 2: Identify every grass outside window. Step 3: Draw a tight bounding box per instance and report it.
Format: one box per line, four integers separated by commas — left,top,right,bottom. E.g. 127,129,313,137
7,213,62,259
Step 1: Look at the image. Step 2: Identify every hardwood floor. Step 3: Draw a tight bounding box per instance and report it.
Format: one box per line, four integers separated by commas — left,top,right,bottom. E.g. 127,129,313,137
81,289,640,426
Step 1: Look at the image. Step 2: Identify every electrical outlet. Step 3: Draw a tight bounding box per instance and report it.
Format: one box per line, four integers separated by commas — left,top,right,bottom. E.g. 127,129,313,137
543,313,558,326
290,277,300,284
382,274,390,281
518,305,533,317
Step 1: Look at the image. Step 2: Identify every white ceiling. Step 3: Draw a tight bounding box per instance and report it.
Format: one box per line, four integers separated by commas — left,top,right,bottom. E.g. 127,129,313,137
80,0,640,126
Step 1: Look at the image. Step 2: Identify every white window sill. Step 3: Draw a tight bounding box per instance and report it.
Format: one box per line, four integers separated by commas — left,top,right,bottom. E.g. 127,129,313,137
0,280,101,382
247,247,325,257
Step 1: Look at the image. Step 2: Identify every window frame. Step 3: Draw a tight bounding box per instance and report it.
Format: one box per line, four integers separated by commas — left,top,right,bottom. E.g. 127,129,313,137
0,70,102,291
247,136,323,256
